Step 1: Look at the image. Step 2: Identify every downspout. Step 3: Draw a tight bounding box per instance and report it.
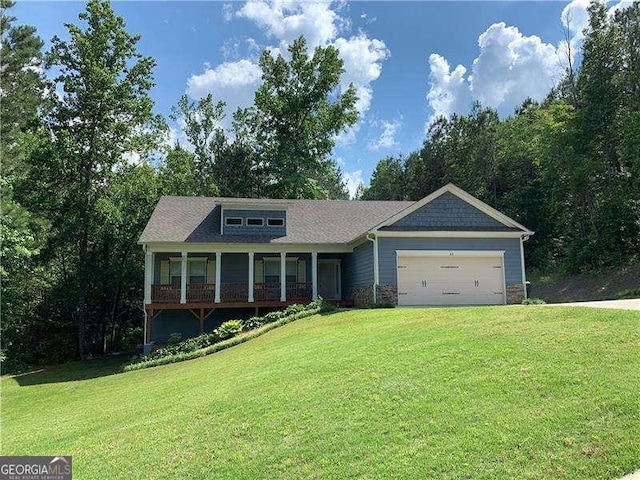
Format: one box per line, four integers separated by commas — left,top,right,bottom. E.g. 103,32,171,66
520,234,530,300
142,244,148,346
366,233,378,303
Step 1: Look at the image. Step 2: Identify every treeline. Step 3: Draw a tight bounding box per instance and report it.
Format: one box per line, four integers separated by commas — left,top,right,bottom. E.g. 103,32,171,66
360,2,640,274
1,0,357,371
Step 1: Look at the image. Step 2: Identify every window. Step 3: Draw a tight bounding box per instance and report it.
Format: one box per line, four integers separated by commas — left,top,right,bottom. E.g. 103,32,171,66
264,259,297,283
267,218,284,227
189,259,206,284
169,260,181,284
246,218,264,227
225,217,242,226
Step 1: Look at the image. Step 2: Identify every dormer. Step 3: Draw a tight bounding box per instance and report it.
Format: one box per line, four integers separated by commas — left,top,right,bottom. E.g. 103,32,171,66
219,200,292,236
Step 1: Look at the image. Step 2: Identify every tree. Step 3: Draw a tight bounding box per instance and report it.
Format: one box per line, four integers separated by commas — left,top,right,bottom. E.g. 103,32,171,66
0,0,50,371
34,0,165,357
169,94,225,196
158,144,200,196
361,156,407,200
243,36,359,199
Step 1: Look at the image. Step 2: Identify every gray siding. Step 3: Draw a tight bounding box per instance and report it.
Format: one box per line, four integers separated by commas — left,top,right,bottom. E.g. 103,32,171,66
345,241,374,288
377,237,522,285
220,253,248,282
223,209,286,236
388,192,506,230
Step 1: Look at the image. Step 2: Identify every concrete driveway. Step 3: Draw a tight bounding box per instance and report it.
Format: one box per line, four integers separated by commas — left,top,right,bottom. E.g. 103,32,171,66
549,298,640,310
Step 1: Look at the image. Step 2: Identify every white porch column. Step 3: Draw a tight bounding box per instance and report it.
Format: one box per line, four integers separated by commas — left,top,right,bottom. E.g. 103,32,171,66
311,251,318,300
180,251,187,304
248,252,255,302
144,250,153,304
280,252,287,302
214,251,221,303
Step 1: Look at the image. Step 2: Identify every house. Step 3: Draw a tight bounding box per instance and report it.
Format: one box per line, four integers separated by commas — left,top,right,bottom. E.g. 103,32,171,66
138,183,533,346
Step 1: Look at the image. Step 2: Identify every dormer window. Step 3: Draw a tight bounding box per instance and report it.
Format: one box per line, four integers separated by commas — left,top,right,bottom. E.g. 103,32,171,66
267,218,284,227
225,217,242,226
247,218,264,227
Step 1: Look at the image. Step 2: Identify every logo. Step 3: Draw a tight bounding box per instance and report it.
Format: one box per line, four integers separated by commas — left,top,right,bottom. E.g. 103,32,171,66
0,456,72,480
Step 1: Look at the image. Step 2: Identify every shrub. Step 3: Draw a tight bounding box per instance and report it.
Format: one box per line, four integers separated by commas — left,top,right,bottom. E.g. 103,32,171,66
124,298,328,371
262,311,285,323
369,302,395,309
243,316,263,330
522,297,546,305
167,332,183,346
284,303,305,315
216,320,243,339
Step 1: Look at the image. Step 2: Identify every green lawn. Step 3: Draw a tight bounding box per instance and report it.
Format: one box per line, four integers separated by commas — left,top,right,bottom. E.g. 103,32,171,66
2,307,639,479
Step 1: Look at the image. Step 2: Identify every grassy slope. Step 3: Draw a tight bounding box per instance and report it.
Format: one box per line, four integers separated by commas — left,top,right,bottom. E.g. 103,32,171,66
2,307,639,479
532,263,640,303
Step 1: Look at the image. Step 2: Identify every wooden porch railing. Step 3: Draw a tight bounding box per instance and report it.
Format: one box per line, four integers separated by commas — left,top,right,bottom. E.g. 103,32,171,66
187,284,215,303
253,282,281,301
286,282,313,302
152,284,181,303
220,282,248,303
151,282,313,304
151,284,216,303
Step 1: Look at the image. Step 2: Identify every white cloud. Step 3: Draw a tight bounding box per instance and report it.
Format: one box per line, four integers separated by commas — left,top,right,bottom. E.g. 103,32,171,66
237,0,346,49
427,54,471,121
186,59,263,127
469,23,563,109
342,169,363,199
333,34,389,114
425,0,633,125
368,118,401,150
236,0,388,116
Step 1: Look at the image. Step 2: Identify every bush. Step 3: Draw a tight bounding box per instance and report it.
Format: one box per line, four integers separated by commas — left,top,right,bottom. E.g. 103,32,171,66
243,316,263,330
262,311,285,323
522,297,546,305
124,298,329,371
284,303,305,315
167,332,183,346
369,302,395,309
216,320,243,339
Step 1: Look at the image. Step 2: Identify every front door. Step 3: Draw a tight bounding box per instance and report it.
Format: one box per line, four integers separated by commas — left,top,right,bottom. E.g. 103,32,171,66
318,261,341,299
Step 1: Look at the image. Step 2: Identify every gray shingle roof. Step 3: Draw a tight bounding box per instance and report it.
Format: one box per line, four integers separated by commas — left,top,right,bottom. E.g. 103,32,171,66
139,196,414,245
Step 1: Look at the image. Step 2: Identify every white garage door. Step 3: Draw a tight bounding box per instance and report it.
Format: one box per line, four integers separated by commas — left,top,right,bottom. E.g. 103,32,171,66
397,251,505,306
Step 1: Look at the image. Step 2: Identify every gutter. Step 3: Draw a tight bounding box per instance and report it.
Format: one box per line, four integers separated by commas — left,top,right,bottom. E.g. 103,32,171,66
366,232,378,303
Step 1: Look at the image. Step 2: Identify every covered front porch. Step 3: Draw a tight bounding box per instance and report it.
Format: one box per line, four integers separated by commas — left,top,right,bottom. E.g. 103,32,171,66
143,250,346,343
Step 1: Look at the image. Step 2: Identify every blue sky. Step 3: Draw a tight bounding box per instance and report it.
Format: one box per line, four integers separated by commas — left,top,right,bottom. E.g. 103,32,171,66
14,0,627,196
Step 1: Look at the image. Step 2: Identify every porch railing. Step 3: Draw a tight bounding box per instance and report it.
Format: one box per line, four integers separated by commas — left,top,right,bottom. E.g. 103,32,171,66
220,282,249,303
286,282,313,302
151,282,313,304
187,284,215,303
152,284,181,303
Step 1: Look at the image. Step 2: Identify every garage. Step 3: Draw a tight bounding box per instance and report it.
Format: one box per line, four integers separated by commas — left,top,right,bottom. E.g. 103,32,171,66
396,250,505,306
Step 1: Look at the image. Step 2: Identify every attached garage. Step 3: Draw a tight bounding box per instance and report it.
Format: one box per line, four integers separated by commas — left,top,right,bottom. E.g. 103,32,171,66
396,250,506,306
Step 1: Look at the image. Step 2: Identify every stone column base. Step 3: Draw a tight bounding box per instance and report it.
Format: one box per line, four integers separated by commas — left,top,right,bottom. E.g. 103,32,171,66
506,284,525,304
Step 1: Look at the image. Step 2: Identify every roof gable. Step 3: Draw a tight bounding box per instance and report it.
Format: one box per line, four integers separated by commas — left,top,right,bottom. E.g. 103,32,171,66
372,183,533,234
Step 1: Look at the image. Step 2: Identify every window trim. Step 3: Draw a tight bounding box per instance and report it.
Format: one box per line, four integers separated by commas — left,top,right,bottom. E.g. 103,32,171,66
225,217,243,226
267,218,285,227
262,258,298,283
246,217,264,227
188,257,207,284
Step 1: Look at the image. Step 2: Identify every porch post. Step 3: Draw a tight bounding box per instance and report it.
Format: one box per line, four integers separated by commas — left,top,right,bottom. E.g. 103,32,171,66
248,252,255,302
280,252,286,302
311,251,318,300
214,251,221,303
144,250,153,304
180,251,187,304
